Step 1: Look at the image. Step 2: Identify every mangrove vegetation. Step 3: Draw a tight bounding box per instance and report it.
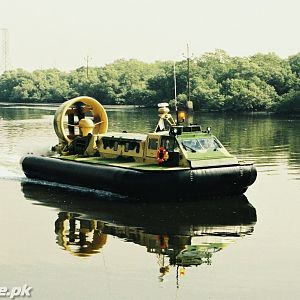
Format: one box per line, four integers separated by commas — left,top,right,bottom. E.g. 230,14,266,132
0,50,300,113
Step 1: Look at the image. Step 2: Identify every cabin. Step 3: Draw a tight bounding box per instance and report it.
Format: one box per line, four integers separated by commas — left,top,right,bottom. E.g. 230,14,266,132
62,117,237,169
96,131,183,167
53,98,237,169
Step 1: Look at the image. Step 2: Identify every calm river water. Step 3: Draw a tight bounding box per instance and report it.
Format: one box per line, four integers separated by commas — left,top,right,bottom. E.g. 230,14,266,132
0,103,299,300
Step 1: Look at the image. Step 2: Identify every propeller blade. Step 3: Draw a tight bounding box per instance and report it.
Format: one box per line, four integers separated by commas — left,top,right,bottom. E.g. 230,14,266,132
94,121,103,126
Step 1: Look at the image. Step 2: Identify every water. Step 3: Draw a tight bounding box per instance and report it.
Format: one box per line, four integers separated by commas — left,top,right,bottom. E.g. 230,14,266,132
0,104,300,299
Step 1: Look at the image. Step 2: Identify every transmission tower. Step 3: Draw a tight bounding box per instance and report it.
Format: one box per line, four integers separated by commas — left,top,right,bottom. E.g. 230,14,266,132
0,28,10,73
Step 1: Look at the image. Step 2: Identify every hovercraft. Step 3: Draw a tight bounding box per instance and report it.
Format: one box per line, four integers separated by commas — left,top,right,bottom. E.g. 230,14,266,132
21,96,257,199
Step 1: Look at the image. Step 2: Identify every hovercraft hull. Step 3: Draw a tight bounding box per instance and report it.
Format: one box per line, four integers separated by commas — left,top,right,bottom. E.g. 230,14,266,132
21,155,257,200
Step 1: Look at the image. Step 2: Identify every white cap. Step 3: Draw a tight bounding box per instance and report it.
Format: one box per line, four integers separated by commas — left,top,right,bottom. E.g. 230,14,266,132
157,103,169,108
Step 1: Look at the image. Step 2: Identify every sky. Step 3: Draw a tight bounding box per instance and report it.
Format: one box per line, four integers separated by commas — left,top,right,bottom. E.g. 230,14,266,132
1,0,300,71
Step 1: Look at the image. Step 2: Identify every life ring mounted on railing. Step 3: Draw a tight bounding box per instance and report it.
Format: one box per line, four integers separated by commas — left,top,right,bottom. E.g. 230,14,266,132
156,147,169,165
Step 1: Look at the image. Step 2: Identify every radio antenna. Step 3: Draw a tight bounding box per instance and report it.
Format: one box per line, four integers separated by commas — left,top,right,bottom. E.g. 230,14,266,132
173,61,179,125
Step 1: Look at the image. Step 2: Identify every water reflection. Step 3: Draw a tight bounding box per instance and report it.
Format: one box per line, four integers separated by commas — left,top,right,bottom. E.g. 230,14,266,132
55,212,107,257
22,182,256,280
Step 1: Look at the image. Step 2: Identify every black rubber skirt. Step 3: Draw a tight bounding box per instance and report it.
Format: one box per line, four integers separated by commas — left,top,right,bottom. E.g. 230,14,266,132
21,155,257,199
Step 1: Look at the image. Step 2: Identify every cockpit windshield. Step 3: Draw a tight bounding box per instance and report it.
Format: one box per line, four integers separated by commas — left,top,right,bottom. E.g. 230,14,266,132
181,138,222,152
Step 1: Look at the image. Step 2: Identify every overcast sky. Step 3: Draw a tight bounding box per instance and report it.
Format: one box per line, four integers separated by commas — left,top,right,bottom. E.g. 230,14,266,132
1,0,300,71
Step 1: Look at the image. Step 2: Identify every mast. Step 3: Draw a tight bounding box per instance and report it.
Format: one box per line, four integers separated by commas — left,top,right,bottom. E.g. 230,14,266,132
183,44,193,111
85,55,91,79
186,44,190,103
173,61,179,125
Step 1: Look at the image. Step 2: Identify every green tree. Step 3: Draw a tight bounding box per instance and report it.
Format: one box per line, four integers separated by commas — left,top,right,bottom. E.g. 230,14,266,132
196,49,232,83
191,75,224,110
288,53,300,77
249,53,296,95
222,77,277,111
274,90,300,113
0,69,34,101
32,69,71,102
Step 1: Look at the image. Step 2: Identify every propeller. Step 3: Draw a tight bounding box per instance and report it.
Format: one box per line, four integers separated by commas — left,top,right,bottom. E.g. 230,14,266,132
54,96,108,144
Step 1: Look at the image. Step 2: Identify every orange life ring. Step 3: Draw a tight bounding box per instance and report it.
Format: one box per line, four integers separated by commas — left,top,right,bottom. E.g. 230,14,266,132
156,147,169,164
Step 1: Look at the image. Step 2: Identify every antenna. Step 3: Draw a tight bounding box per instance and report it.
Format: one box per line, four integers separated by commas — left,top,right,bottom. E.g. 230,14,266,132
173,61,179,124
0,28,10,73
186,44,190,103
85,55,92,79
182,43,194,111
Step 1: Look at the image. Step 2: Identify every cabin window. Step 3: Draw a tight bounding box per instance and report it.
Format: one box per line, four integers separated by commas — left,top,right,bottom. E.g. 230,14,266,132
124,142,129,152
160,137,178,151
136,143,140,153
181,138,221,152
108,139,114,149
102,138,115,150
124,141,140,153
200,138,221,149
102,139,109,149
113,141,118,151
148,138,158,150
129,142,136,151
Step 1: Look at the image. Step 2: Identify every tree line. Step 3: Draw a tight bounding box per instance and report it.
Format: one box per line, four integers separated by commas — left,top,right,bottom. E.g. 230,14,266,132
0,50,300,113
